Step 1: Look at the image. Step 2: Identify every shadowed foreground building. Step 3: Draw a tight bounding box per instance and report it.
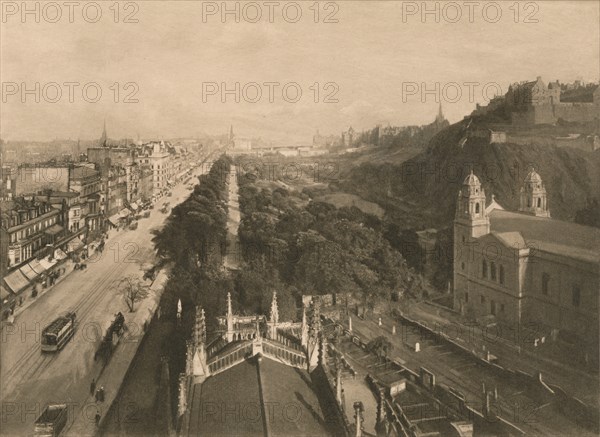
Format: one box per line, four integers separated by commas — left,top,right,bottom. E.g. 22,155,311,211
453,170,600,360
177,293,351,436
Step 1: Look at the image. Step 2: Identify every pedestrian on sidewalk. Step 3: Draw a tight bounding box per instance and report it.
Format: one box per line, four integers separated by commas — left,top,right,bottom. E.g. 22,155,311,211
95,388,100,402
99,386,105,402
90,378,96,395
95,412,101,427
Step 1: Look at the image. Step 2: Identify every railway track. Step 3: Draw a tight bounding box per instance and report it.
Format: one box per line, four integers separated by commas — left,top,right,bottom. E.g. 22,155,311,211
345,315,590,436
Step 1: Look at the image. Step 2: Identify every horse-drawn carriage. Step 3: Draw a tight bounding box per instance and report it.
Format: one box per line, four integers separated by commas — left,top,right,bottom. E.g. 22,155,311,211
94,312,126,363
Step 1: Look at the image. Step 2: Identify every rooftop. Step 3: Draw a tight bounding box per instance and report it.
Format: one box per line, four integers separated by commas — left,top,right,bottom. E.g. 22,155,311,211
71,166,99,180
35,191,80,198
489,209,600,263
186,356,329,436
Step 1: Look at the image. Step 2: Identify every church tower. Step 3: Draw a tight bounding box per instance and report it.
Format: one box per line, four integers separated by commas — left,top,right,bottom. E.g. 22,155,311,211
455,170,490,239
453,171,489,312
519,169,550,217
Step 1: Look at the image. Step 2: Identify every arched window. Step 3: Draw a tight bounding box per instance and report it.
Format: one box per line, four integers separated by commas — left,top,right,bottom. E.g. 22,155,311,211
491,262,497,281
482,260,487,278
542,273,550,295
537,198,541,208
475,203,480,214
527,198,531,207
499,265,505,285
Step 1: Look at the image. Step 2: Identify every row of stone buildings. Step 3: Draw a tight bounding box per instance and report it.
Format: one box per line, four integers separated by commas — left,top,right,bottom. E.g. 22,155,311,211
0,138,192,314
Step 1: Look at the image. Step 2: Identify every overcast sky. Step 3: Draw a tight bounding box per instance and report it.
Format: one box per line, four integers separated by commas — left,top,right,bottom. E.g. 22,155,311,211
1,1,599,144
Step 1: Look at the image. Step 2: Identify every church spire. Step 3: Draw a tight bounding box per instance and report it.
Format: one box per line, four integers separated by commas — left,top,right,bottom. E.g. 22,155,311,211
189,305,210,380
307,299,321,372
226,292,234,342
270,291,279,324
100,119,108,147
228,125,234,147
301,305,308,349
194,306,206,347
268,291,280,339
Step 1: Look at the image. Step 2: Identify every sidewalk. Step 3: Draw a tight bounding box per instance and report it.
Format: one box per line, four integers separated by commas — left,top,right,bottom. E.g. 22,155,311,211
64,270,168,436
1,259,75,328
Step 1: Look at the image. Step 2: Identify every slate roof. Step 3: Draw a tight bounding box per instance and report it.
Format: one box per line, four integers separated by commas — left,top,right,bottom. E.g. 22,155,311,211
186,356,329,436
488,209,600,263
71,166,99,179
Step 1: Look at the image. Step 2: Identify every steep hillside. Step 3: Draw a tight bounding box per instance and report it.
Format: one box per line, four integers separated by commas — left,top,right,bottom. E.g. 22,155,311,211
340,120,600,229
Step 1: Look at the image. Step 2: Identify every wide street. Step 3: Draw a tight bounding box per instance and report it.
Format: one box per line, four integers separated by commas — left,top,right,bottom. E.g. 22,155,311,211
0,156,210,436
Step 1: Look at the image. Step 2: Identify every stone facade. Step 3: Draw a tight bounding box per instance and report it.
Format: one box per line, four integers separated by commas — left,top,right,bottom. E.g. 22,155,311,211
508,77,599,124
135,141,175,197
0,198,61,271
453,170,599,351
472,77,600,125
69,165,104,239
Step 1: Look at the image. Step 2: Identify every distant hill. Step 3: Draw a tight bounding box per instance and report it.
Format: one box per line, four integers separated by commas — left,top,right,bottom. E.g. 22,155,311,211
339,119,600,229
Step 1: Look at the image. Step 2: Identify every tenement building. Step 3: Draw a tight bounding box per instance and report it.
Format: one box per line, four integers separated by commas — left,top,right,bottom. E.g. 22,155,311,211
0,197,61,272
453,170,599,356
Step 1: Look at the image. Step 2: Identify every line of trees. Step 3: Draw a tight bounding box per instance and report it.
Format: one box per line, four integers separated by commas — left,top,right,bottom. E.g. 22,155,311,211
152,154,233,331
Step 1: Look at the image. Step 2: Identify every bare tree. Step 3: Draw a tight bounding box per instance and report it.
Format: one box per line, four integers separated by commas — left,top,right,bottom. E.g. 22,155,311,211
118,275,150,312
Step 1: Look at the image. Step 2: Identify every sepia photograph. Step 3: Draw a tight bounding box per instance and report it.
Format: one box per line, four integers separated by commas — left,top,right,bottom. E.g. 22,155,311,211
0,1,599,436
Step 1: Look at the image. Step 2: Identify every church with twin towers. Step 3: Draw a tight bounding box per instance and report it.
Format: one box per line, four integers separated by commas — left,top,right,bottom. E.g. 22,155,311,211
453,168,599,360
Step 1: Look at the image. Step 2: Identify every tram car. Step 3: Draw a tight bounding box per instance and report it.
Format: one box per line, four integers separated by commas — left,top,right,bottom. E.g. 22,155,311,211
41,313,76,352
